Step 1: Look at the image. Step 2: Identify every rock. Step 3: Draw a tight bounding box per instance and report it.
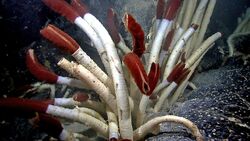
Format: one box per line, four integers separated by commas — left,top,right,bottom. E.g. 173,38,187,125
167,58,250,140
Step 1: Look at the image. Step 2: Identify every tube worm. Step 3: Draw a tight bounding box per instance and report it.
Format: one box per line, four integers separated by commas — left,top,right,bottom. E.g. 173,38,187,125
30,113,74,140
58,58,118,115
123,13,145,58
40,24,79,54
106,8,121,46
136,63,162,126
191,0,209,26
162,29,175,51
156,0,165,28
26,49,57,84
83,11,134,137
185,32,222,68
56,60,107,115
136,62,160,126
80,99,107,116
193,0,217,51
72,91,90,102
0,98,109,137
106,8,131,54
164,10,220,110
77,107,106,124
127,63,161,127
133,115,203,141
106,107,119,141
123,53,161,96
124,57,159,128
147,63,161,96
176,0,187,28
70,0,88,17
42,0,133,137
182,0,198,31
147,0,181,72
154,66,190,112
167,48,210,108
42,92,90,108
123,53,150,95
25,49,89,89
0,102,73,141
167,25,185,53
42,0,111,76
40,24,114,93
147,0,166,52
0,98,49,113
122,13,146,122
70,91,107,116
163,24,198,79
149,62,185,99
72,0,113,75
43,92,89,108
47,105,109,137
185,0,209,58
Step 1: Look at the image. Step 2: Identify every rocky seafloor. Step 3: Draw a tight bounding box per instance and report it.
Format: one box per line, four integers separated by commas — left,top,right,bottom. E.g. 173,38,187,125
146,57,250,141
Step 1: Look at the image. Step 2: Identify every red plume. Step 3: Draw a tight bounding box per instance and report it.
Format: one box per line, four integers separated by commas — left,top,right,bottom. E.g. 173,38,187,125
164,0,181,20
123,13,145,57
26,49,58,83
40,24,79,54
123,53,150,94
42,0,79,23
106,8,121,44
70,0,88,17
147,63,160,96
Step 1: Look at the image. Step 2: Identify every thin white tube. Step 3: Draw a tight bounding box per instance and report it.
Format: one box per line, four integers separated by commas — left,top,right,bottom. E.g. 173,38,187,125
153,82,177,112
163,25,197,79
74,17,111,76
72,48,114,93
83,13,133,139
46,105,109,137
148,19,170,72
57,76,89,89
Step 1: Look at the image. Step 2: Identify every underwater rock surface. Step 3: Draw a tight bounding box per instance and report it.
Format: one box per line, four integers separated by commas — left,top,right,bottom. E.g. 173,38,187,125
146,58,250,140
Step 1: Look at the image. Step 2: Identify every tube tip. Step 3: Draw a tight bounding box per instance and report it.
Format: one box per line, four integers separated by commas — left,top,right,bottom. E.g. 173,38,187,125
191,24,199,30
72,92,89,102
42,0,79,23
26,49,58,84
164,0,181,20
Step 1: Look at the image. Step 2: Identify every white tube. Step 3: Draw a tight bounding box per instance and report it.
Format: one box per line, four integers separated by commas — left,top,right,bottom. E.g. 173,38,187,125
133,115,204,141
57,76,89,89
153,82,177,112
59,129,74,141
74,17,111,76
152,80,170,95
83,13,133,139
46,105,109,138
163,25,197,79
74,64,117,115
148,19,170,72
72,48,114,93
185,32,221,68
54,98,80,107
77,107,106,123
